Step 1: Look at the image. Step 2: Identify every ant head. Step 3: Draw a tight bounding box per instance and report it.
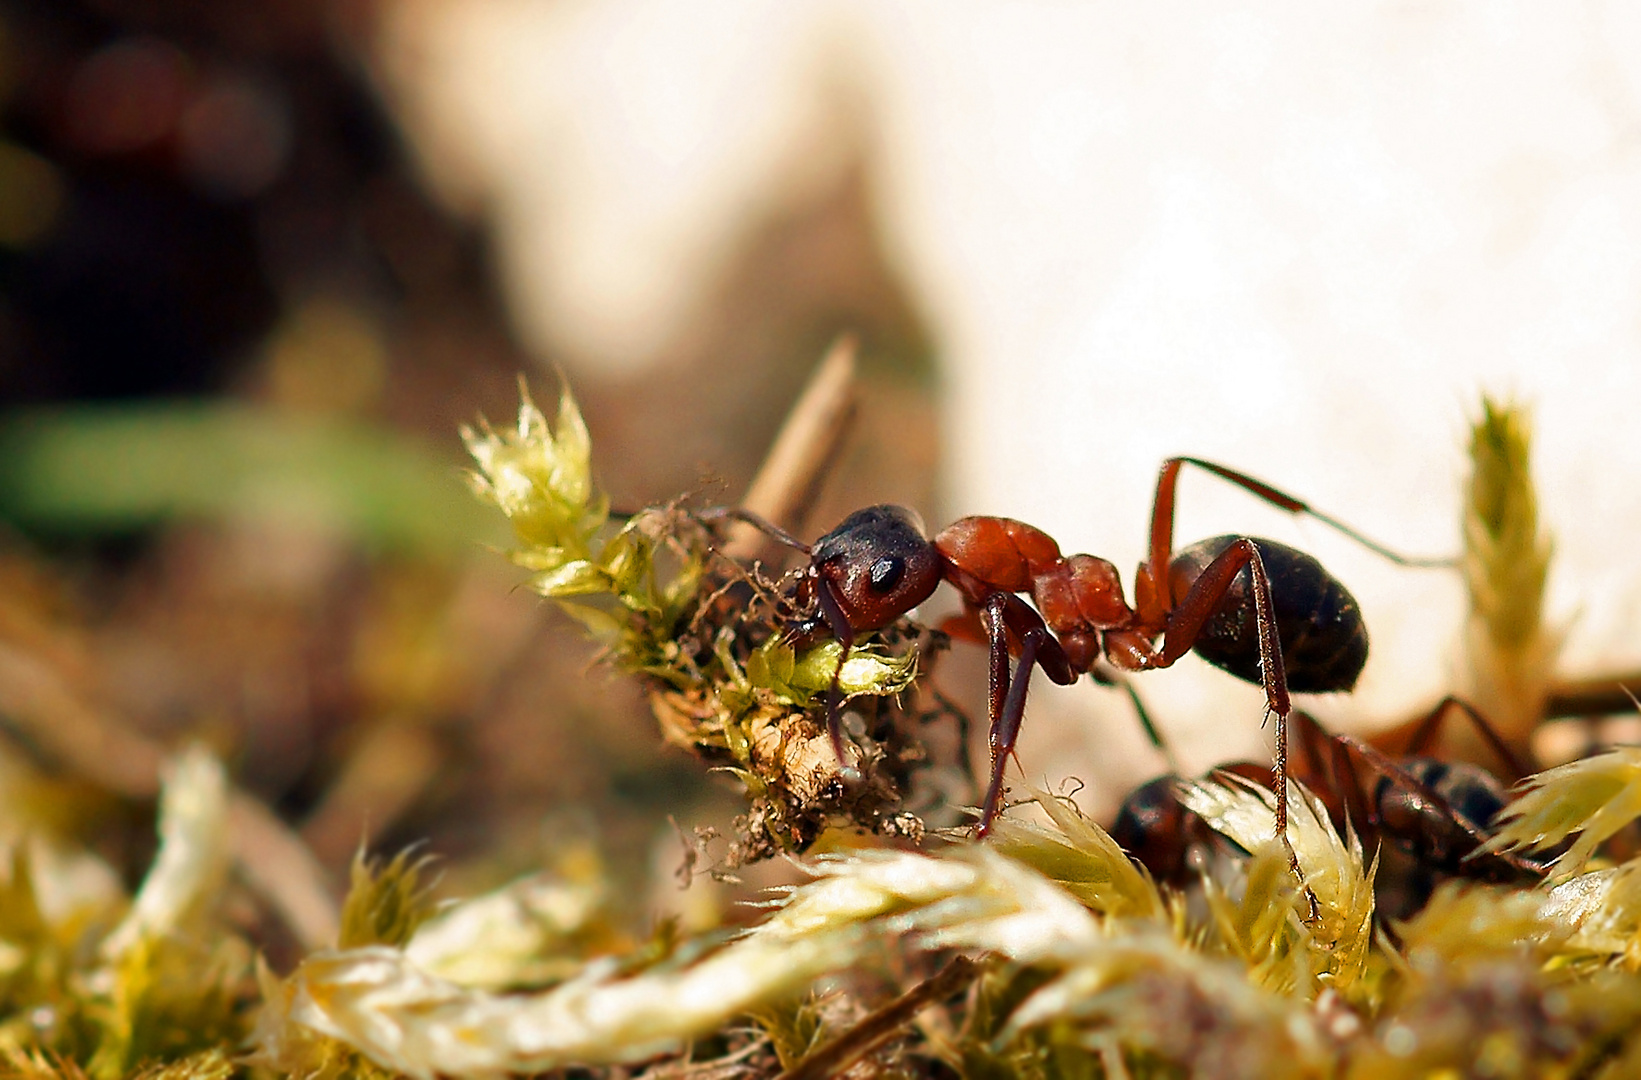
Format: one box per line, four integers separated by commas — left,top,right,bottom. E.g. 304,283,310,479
1374,757,1507,867
809,505,942,631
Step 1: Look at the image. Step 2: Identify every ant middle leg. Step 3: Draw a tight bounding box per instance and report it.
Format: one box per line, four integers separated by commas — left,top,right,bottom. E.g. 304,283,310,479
1087,665,1179,773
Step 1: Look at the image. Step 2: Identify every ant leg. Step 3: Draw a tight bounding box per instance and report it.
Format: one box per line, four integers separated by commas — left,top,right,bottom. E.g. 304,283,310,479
1337,735,1545,879
1176,457,1453,567
812,576,862,782
1147,538,1319,915
1290,710,1368,837
1085,664,1179,773
1337,735,1475,831
1139,458,1451,620
976,593,1046,835
1097,671,1178,772
1147,540,1288,704
1397,695,1531,781
977,593,1011,758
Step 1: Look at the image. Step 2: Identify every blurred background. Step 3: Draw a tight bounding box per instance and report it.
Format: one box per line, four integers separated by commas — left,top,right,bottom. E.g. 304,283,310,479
4,0,1641,945
0,0,935,946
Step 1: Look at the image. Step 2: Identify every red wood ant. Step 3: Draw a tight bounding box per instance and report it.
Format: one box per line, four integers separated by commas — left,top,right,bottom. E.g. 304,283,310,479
1113,700,1548,902
723,457,1444,881
1325,700,1551,912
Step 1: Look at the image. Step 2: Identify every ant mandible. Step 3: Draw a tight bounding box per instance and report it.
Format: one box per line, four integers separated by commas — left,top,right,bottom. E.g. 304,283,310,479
727,457,1442,875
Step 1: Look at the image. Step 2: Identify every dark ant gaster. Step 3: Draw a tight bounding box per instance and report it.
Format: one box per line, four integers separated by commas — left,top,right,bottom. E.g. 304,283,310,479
723,458,1444,885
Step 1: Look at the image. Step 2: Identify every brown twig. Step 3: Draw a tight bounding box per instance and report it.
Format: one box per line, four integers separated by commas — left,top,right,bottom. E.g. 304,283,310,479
721,334,859,561
1544,674,1641,721
0,640,166,799
298,717,445,867
228,793,343,948
774,955,981,1080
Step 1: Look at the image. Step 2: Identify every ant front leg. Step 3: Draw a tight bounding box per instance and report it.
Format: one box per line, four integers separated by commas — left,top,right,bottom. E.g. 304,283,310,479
796,504,944,782
810,573,864,783
973,591,1076,836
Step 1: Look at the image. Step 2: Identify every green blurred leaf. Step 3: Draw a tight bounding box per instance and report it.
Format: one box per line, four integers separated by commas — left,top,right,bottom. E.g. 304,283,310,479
0,402,505,555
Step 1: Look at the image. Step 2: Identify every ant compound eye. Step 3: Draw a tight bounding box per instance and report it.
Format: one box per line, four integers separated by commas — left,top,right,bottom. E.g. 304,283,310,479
869,555,905,592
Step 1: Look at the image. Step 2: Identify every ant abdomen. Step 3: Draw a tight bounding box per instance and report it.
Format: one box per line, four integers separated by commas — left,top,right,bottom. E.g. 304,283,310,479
1169,535,1369,694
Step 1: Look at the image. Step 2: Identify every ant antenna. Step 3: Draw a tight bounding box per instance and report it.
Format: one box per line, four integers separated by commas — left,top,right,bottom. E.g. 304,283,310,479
1175,457,1456,569
695,506,813,555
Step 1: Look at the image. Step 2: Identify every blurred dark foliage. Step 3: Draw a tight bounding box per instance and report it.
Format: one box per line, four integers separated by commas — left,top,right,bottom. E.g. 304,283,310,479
2,0,359,400
0,0,934,475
